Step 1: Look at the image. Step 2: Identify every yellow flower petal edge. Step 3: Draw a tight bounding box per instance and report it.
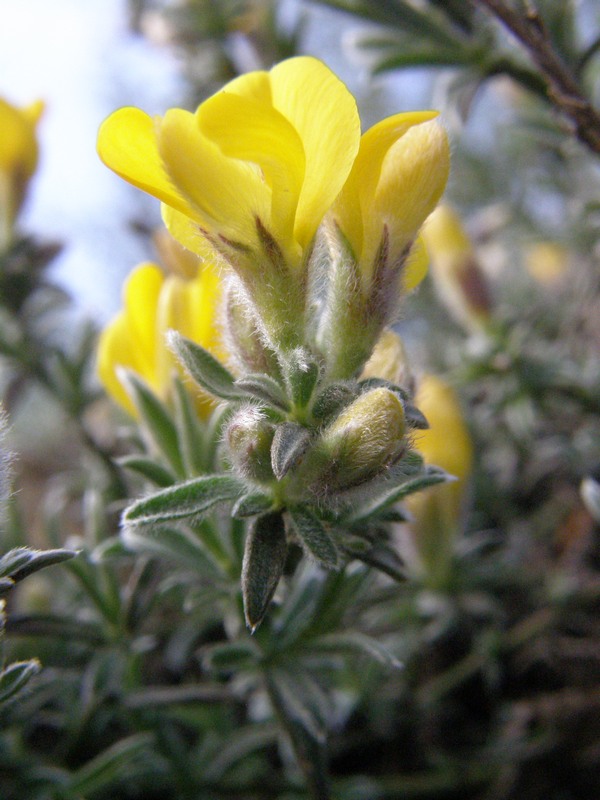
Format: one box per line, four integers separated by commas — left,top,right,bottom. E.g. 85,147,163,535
97,56,361,273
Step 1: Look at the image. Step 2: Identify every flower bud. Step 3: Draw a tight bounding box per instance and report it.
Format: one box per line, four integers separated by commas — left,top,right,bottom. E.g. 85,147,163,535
304,387,406,493
422,205,493,333
407,375,473,587
225,406,275,483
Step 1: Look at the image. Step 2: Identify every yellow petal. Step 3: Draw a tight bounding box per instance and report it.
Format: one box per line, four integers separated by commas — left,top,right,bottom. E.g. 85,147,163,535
97,313,140,416
97,107,194,217
123,263,163,379
0,98,39,175
158,107,270,248
269,57,361,249
368,119,449,264
161,205,222,263
198,91,304,258
404,234,429,291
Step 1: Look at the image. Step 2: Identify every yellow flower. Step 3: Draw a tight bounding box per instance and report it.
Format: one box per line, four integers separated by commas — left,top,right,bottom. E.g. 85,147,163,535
97,56,360,274
0,97,44,248
98,259,223,417
422,205,492,332
524,241,568,286
331,112,449,291
408,375,473,585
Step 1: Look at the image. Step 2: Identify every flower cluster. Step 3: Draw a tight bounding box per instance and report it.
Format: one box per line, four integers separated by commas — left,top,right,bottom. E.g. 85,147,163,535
98,56,452,628
98,56,449,374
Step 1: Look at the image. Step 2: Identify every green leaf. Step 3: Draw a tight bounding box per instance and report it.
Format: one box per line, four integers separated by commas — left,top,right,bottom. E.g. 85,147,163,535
67,733,154,796
119,369,184,476
235,373,290,411
168,330,242,400
117,455,176,487
312,632,402,669
347,467,450,523
266,670,330,798
0,659,41,703
242,512,288,631
0,546,77,585
231,491,274,519
201,641,260,673
123,475,244,527
172,376,206,476
270,422,311,480
287,508,339,569
123,524,225,577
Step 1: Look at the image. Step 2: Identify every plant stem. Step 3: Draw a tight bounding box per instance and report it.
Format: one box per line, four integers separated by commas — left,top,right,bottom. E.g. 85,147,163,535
472,0,600,155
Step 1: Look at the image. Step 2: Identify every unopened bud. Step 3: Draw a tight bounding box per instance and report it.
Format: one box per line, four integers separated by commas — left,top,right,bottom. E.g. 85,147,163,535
304,387,406,493
225,406,275,483
423,205,493,333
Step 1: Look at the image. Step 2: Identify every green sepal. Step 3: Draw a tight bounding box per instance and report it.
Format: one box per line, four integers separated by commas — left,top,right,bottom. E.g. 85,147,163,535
357,376,409,402
231,491,274,519
167,331,242,400
242,512,288,631
117,455,176,487
123,475,244,527
234,373,290,411
286,507,339,569
311,381,359,424
404,403,429,429
271,422,311,480
283,347,321,409
0,659,41,704
119,369,184,475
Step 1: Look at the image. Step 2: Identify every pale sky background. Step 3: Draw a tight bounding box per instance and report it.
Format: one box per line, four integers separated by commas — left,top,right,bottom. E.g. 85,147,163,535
0,0,433,319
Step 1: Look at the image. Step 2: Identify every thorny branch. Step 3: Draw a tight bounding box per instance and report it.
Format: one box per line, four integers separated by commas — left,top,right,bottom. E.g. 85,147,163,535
472,0,600,155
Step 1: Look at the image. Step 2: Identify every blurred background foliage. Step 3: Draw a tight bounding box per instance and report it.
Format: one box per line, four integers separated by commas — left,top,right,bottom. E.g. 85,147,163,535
0,1,599,799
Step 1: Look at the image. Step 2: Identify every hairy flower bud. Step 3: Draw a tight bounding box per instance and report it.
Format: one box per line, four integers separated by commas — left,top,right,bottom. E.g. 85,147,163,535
225,406,275,483
301,387,406,494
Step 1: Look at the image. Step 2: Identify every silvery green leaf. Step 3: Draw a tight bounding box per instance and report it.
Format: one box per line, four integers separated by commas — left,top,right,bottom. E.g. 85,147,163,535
0,659,41,704
119,369,184,475
123,475,244,527
123,525,223,578
312,632,402,669
287,508,339,569
242,512,288,631
231,491,274,519
347,467,450,523
167,330,243,400
235,373,290,411
117,455,176,487
0,546,77,585
271,422,311,480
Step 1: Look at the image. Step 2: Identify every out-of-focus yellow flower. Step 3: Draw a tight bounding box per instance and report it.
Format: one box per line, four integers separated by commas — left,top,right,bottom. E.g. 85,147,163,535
408,374,473,585
422,205,493,332
361,328,413,392
97,259,223,417
331,113,449,292
524,242,568,286
0,97,44,248
97,56,361,275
